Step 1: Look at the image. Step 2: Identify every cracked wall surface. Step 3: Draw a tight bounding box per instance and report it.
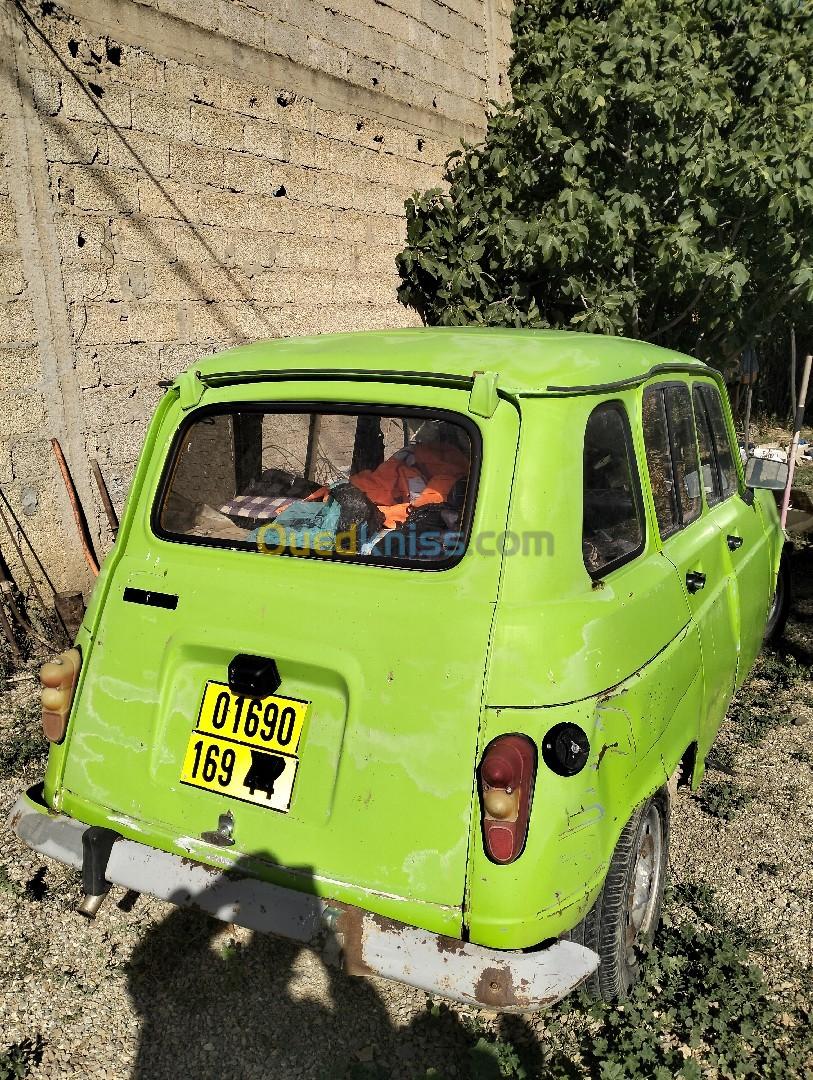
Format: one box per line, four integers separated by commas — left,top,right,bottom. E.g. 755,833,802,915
0,0,512,595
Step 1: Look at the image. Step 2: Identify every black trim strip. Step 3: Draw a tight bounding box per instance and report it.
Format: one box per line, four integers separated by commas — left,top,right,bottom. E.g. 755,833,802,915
123,587,179,610
196,369,476,390
545,362,713,396
178,362,715,399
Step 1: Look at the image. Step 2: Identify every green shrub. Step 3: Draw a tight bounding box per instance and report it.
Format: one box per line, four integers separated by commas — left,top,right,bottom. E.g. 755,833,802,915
696,779,752,820
704,742,737,775
756,653,805,690
396,0,813,356
0,1037,43,1080
533,884,812,1078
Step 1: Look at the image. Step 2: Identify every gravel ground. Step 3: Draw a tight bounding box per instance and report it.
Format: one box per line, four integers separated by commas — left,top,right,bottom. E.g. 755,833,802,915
1,544,811,1079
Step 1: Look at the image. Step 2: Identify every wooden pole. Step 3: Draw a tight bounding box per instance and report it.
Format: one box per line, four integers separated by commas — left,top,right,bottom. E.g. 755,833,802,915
780,353,812,530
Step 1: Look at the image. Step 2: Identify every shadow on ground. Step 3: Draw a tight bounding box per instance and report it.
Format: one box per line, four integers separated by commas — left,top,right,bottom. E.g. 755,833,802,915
124,857,539,1080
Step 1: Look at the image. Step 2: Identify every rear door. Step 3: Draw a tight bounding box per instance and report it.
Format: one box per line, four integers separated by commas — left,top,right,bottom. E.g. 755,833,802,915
641,382,738,746
691,381,772,686
61,381,519,919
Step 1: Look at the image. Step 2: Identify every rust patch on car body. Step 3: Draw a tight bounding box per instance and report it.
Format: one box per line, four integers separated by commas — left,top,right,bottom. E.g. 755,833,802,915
436,933,467,955
334,905,374,976
475,966,531,1008
178,855,221,876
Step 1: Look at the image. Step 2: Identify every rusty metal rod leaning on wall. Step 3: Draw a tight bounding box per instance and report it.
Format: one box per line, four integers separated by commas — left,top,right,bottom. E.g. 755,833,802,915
51,440,100,577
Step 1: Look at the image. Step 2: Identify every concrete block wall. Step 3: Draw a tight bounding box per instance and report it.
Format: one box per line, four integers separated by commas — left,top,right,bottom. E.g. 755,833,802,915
0,0,512,597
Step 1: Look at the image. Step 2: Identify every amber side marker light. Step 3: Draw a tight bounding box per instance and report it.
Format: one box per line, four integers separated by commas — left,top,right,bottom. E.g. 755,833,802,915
478,733,536,864
40,648,81,743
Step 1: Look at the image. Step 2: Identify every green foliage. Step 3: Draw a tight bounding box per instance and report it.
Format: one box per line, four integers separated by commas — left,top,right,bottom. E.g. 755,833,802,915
468,1036,527,1080
0,861,19,896
397,0,813,358
404,885,813,1080
696,778,752,819
0,1037,43,1080
525,884,811,1078
704,741,736,775
755,651,804,690
726,650,805,746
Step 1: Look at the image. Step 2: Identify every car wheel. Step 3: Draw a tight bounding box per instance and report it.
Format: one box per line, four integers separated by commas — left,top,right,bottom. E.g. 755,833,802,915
566,789,670,1001
764,555,791,644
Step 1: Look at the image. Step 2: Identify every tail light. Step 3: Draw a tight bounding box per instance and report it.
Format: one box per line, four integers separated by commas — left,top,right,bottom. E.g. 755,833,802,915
39,648,81,743
478,734,536,864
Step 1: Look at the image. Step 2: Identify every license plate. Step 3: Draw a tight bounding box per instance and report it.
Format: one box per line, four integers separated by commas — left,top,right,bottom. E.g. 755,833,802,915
179,682,309,813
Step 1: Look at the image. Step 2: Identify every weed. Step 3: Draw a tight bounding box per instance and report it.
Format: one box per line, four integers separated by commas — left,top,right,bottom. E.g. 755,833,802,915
696,779,753,820
704,742,737,775
468,1036,526,1079
0,1036,44,1080
0,863,19,896
757,652,805,689
755,861,781,878
790,747,813,765
530,884,813,1078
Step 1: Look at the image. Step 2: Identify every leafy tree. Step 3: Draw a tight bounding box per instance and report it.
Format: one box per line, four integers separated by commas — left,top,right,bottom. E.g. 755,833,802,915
396,0,813,361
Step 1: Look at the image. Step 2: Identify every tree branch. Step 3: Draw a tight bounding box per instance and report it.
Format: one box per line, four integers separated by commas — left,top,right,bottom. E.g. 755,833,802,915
651,214,746,338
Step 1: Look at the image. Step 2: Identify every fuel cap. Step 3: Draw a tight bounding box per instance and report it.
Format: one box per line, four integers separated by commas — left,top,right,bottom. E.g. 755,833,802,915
541,723,590,777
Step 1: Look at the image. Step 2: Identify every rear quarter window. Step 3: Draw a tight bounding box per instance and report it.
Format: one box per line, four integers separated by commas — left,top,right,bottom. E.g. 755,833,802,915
642,388,680,539
582,401,645,578
663,384,702,526
154,406,479,569
696,383,738,499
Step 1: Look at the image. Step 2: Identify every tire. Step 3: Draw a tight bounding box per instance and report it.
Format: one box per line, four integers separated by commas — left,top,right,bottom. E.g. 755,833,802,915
565,789,670,1002
764,555,791,644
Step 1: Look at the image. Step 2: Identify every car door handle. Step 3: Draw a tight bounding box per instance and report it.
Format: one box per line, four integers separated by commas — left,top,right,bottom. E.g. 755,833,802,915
727,534,744,551
686,571,706,593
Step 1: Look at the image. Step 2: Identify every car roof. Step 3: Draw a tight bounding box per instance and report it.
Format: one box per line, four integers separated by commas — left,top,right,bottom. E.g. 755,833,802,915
192,328,711,396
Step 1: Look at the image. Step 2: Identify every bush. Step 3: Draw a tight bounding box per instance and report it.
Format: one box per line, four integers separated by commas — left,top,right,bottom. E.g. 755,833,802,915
397,0,813,360
0,1037,43,1080
696,779,752,820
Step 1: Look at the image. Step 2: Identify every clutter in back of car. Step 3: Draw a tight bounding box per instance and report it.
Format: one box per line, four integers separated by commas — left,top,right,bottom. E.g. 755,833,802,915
157,408,475,566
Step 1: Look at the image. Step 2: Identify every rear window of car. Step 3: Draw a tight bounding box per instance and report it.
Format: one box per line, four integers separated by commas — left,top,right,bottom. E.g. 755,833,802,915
154,406,478,569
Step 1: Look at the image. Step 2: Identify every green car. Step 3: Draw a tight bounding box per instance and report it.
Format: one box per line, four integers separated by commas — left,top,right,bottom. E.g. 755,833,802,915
10,329,789,1010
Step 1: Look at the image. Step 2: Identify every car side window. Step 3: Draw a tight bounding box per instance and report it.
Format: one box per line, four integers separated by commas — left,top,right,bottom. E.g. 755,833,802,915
692,386,723,506
698,383,738,499
582,402,645,577
663,385,702,526
642,387,680,539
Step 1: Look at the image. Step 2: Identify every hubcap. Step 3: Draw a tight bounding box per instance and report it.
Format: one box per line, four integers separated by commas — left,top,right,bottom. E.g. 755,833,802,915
624,804,663,963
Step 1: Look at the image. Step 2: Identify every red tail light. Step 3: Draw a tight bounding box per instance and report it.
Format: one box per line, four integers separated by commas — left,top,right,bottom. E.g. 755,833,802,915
478,734,536,864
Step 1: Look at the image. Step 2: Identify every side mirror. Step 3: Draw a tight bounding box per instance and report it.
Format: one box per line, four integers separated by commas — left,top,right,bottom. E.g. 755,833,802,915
744,455,789,491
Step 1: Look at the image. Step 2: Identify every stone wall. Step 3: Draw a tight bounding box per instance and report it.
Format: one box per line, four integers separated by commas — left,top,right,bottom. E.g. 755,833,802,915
0,0,512,596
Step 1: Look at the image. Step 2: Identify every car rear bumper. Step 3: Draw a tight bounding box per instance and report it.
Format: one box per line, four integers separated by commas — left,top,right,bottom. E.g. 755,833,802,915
8,784,598,1011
